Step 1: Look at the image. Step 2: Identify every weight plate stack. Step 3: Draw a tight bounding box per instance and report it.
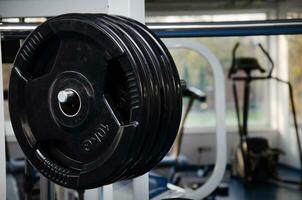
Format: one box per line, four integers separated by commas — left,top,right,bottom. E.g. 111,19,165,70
91,14,163,183
9,13,182,189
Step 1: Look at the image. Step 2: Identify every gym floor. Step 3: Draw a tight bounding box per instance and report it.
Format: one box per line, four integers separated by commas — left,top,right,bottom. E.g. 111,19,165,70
217,167,302,200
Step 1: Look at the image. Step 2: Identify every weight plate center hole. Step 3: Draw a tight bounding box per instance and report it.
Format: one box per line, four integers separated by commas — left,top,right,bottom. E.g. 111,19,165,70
57,88,82,117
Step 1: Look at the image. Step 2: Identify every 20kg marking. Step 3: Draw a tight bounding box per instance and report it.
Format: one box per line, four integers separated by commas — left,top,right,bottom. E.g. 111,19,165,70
82,124,109,152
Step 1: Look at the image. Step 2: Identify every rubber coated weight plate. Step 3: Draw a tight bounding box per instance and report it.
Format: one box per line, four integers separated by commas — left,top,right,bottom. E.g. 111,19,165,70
101,15,163,181
9,13,183,189
84,15,150,182
9,14,144,189
112,15,172,179
83,14,149,184
97,15,161,182
121,17,182,177
72,14,155,184
54,14,146,188
72,14,142,184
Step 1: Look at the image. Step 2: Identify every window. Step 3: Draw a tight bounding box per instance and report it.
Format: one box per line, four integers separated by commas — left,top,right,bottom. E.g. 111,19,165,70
166,36,270,128
148,13,271,128
287,12,302,123
288,35,302,123
147,13,266,23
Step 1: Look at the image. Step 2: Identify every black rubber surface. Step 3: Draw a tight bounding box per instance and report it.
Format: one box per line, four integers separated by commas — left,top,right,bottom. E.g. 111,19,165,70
9,13,182,189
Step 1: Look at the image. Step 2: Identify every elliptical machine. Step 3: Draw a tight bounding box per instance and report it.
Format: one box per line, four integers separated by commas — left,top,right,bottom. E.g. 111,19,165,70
228,42,302,186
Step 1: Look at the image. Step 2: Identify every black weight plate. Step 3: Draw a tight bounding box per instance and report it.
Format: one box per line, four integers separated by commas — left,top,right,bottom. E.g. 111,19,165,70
82,14,149,184
84,14,155,183
110,15,173,179
94,14,161,183
121,17,182,176
9,14,144,189
101,15,164,181
120,20,176,177
101,15,180,178
62,13,143,184
71,14,157,185
53,14,148,187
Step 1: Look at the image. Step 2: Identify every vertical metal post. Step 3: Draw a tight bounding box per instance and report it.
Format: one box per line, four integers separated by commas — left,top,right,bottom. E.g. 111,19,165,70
101,174,149,200
0,33,7,199
84,188,101,200
133,174,149,200
288,83,302,184
108,0,145,23
24,160,34,200
78,190,85,200
232,82,242,139
102,184,113,200
40,175,51,200
173,97,194,159
241,78,251,182
242,79,251,137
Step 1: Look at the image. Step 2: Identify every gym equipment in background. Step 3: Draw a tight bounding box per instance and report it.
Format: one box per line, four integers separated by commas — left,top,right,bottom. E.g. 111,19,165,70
229,42,302,186
8,13,183,190
159,86,207,183
157,86,228,197
174,86,207,160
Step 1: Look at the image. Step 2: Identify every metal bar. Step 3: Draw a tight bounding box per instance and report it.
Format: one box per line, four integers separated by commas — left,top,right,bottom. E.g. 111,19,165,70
232,76,273,81
24,160,34,200
0,23,38,31
288,82,302,185
150,19,302,38
272,77,302,185
78,190,85,200
232,82,242,139
40,175,52,200
0,31,7,200
0,23,36,40
173,96,194,159
133,174,149,200
2,19,302,39
242,80,250,138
